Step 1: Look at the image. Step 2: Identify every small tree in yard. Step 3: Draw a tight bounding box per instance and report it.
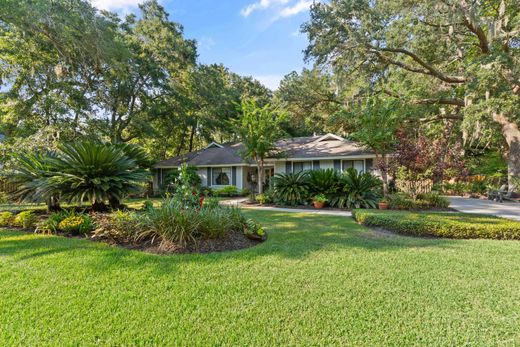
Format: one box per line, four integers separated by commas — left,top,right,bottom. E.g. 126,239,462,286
235,100,285,194
334,98,401,196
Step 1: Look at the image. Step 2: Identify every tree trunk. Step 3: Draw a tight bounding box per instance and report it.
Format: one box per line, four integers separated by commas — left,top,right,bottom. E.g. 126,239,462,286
46,196,61,212
377,154,389,196
493,112,520,192
188,125,196,152
257,159,264,194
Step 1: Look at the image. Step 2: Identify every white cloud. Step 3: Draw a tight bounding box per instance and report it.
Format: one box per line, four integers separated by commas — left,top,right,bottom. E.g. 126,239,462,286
91,0,142,11
253,74,283,90
278,0,313,18
198,36,216,51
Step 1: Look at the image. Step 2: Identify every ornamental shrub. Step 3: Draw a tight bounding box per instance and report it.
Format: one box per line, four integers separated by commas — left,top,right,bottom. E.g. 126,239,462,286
0,212,14,227
213,185,240,197
13,211,37,229
57,214,94,234
353,210,520,240
272,172,310,206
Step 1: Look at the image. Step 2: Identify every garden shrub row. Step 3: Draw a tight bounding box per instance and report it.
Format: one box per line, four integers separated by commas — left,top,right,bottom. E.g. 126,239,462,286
270,168,382,208
352,209,520,240
387,192,450,210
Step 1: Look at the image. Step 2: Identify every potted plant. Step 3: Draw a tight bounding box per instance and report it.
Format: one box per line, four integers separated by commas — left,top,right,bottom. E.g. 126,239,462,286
378,197,389,210
312,194,328,209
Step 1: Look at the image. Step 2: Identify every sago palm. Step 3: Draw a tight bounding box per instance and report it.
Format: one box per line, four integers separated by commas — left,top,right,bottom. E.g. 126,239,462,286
44,142,150,210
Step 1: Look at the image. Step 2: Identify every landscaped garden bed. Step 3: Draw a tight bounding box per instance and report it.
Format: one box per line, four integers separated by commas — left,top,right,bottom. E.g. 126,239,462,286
0,200,266,254
353,209,520,240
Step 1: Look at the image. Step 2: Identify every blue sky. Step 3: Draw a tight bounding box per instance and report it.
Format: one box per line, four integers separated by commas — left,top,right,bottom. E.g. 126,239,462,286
92,0,314,89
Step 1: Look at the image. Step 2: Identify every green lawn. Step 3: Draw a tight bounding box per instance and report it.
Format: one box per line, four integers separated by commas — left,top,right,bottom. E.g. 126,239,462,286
1,210,520,346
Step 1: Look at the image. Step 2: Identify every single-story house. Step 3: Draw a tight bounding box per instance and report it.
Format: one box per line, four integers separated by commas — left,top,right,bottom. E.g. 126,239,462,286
153,133,377,193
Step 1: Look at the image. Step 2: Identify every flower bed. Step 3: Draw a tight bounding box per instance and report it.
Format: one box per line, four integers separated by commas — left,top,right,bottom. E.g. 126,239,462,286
0,199,266,254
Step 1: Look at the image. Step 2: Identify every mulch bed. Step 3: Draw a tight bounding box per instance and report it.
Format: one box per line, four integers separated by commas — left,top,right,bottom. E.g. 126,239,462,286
94,229,263,255
1,226,264,255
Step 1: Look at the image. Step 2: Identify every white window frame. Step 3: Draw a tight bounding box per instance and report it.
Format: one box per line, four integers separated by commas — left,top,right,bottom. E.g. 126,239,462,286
341,159,366,173
211,167,232,186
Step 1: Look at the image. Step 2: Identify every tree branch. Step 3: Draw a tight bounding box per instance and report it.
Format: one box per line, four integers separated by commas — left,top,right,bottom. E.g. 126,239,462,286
369,45,467,83
462,17,490,54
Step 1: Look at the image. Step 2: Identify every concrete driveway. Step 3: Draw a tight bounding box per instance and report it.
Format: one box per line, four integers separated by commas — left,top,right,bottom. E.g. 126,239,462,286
448,196,520,221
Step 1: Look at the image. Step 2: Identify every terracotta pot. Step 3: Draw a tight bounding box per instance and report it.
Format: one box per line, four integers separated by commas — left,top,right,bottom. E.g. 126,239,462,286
313,201,325,209
378,202,389,210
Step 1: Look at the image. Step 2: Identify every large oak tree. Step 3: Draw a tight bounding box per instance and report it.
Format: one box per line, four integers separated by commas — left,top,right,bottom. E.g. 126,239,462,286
303,0,519,188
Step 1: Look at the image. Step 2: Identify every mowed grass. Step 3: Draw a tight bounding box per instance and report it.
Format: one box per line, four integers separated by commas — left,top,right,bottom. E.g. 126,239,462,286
1,210,520,346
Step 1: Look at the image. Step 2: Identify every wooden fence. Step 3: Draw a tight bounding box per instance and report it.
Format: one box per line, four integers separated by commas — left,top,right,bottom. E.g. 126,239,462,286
396,179,433,195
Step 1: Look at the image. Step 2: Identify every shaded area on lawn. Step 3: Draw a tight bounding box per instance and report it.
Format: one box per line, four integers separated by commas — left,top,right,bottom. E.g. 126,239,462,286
1,210,520,346
0,211,457,269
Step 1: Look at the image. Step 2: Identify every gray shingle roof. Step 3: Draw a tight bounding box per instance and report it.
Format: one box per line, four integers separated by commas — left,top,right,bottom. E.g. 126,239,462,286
272,135,373,158
154,143,253,168
154,134,374,168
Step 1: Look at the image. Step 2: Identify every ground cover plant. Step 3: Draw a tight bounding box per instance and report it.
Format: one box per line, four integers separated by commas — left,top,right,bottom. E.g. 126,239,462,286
353,209,520,240
1,210,520,345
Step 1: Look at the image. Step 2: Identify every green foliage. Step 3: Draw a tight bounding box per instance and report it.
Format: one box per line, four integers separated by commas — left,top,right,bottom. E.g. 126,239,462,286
198,207,246,239
387,193,450,210
255,193,271,205
57,214,94,234
307,169,341,196
91,211,141,243
202,197,220,209
36,211,68,234
236,99,286,193
0,212,14,227
13,211,37,229
353,210,520,240
330,169,381,209
141,200,154,212
213,185,240,197
244,218,266,239
50,142,149,207
140,199,251,246
172,164,203,208
163,164,202,194
8,152,61,209
139,199,200,246
272,172,310,206
10,142,150,210
312,194,328,203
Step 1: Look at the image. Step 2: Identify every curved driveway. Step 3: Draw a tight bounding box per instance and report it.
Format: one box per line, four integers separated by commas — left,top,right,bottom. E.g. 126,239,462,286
448,196,520,221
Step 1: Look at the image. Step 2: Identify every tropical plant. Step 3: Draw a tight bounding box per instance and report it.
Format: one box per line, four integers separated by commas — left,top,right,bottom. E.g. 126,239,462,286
312,194,328,203
235,99,286,194
330,168,382,209
58,214,94,234
307,169,341,197
255,193,271,205
13,211,37,229
272,172,310,206
139,199,201,247
8,152,61,211
42,142,149,210
244,218,266,240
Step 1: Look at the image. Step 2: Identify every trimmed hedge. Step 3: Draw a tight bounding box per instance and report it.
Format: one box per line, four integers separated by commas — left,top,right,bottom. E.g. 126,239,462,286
353,209,520,240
